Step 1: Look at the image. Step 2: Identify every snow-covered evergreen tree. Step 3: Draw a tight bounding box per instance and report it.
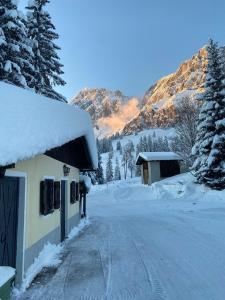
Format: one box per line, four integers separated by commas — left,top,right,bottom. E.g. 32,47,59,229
106,153,113,182
114,157,121,180
96,150,104,184
192,39,225,189
0,27,6,78
26,0,66,101
116,140,122,151
128,154,135,178
0,0,34,87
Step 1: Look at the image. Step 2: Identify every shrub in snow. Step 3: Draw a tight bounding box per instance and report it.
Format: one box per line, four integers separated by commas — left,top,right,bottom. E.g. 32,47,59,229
80,174,92,193
192,39,225,189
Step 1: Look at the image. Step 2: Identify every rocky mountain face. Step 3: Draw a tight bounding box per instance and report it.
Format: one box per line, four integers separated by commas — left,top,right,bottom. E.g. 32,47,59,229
71,47,208,137
122,47,208,135
71,88,140,138
71,88,130,121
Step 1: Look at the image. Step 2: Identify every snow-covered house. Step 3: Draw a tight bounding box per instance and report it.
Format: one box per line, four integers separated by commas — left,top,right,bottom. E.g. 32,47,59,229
0,83,97,284
136,152,182,185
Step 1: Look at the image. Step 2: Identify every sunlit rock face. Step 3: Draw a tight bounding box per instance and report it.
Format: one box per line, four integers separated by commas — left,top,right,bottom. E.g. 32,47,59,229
71,48,209,137
122,47,208,135
70,88,141,138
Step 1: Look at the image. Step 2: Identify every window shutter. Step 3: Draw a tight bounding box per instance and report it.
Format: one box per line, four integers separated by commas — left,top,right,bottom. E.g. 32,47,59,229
54,181,61,209
40,179,54,215
70,181,76,204
47,179,54,213
40,181,47,215
75,182,79,201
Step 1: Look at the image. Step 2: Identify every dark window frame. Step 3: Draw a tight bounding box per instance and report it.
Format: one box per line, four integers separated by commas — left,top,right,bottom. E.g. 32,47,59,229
54,181,61,209
70,181,76,204
40,179,54,216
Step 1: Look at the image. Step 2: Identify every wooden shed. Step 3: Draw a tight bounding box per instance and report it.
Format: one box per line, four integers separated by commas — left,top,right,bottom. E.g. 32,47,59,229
136,152,182,185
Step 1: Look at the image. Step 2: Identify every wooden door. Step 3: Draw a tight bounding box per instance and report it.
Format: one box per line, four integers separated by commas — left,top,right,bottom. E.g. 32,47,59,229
143,162,149,185
0,177,19,267
60,180,66,242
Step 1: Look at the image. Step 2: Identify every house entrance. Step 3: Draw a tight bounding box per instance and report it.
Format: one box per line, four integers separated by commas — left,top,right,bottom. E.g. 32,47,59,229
61,180,66,242
143,162,149,185
0,177,19,267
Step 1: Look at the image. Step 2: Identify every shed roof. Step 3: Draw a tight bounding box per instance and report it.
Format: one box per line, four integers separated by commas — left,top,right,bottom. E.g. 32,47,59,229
0,82,97,169
136,152,182,165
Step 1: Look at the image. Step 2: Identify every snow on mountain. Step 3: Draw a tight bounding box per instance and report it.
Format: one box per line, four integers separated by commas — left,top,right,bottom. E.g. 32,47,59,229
71,47,208,138
122,47,207,134
70,88,140,138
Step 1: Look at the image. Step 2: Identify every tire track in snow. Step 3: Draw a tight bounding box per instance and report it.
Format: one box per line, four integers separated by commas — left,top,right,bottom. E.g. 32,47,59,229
124,220,168,300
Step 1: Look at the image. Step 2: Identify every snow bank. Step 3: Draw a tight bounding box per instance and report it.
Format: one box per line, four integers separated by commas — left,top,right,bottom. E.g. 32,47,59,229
13,218,90,297
67,217,91,240
150,172,225,203
0,82,97,168
0,267,15,286
13,243,63,295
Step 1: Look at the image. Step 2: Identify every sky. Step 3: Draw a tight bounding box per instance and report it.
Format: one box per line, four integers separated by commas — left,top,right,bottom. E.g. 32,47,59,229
19,0,225,100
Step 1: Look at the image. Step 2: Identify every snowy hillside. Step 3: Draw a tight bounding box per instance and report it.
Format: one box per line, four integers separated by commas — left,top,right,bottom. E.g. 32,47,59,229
70,88,140,138
101,128,175,180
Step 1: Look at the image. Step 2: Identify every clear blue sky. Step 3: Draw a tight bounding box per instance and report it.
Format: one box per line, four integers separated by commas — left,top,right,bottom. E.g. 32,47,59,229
19,0,225,100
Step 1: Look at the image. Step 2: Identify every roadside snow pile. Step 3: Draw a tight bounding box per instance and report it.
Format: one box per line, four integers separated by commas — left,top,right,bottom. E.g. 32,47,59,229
67,217,91,240
150,172,225,202
14,243,63,294
13,218,90,297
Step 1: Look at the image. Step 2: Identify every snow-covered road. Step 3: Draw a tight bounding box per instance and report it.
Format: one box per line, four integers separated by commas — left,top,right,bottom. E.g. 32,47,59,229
19,174,225,300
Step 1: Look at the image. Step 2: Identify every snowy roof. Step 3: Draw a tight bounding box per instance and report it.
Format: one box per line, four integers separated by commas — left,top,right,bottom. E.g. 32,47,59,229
0,82,97,169
136,152,182,165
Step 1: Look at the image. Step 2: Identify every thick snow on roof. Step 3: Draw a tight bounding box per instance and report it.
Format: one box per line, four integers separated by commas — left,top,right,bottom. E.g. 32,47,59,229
0,82,97,168
136,152,182,164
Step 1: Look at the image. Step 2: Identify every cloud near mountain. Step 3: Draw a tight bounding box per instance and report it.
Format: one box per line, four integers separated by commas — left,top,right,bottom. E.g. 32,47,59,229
97,98,140,136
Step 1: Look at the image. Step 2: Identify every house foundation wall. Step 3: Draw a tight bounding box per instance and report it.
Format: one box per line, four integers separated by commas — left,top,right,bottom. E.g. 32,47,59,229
24,212,81,272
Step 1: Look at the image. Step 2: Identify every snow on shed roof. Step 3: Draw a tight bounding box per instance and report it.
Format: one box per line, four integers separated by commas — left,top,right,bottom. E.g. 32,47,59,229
0,82,97,168
136,152,182,165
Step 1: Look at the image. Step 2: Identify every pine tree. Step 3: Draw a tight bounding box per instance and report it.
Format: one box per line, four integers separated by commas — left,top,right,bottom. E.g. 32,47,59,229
96,150,104,184
192,39,225,189
135,143,141,176
128,153,135,178
0,27,6,78
106,153,113,182
26,0,66,101
116,140,122,151
0,0,34,87
114,157,121,180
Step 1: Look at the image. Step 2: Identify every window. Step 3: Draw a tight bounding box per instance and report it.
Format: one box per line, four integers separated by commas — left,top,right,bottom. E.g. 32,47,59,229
70,181,76,204
40,179,54,215
54,181,61,209
75,182,79,201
